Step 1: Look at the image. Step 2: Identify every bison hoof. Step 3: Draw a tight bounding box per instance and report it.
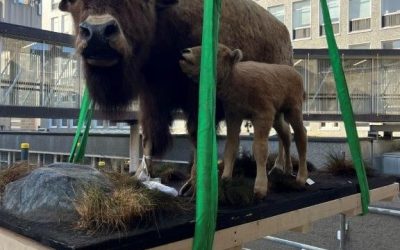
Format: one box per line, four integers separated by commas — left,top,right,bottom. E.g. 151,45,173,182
254,188,267,200
296,174,308,185
254,177,268,199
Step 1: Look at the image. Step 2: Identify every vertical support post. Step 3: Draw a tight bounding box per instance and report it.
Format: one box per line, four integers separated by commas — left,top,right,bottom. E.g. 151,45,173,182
37,154,41,166
12,152,16,163
20,143,29,162
338,213,347,250
91,157,96,168
7,151,11,166
129,122,140,173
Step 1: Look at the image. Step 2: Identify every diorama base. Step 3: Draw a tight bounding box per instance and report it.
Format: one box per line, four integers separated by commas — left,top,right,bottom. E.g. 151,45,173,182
0,173,398,250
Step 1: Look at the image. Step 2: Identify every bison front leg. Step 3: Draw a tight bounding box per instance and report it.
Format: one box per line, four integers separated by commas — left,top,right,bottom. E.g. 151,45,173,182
221,114,242,179
134,133,153,180
252,117,273,199
135,92,172,180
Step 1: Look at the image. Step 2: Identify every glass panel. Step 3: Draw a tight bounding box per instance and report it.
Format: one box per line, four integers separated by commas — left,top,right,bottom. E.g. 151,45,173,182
349,0,371,20
268,5,285,23
382,0,400,15
320,0,340,24
293,0,311,28
382,40,400,49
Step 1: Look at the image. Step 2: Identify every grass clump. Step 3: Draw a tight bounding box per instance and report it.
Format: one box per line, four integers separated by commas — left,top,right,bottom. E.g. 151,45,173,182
75,172,192,232
219,177,254,206
323,152,375,177
0,161,35,193
75,186,155,232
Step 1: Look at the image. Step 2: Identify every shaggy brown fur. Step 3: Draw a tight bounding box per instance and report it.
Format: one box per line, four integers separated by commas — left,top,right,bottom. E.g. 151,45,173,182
179,44,307,198
60,0,293,189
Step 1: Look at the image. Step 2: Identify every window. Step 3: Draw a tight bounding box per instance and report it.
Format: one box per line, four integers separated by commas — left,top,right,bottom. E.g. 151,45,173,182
51,17,60,32
381,0,400,28
292,0,311,40
50,119,58,128
71,119,78,127
62,15,73,34
0,2,3,21
52,0,60,10
349,0,371,32
319,0,340,36
109,121,117,127
349,43,370,49
60,119,68,127
382,40,400,49
95,120,104,128
268,5,285,23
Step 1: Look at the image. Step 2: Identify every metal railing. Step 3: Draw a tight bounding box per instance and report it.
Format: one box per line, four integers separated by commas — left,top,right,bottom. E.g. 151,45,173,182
1,23,400,122
294,49,400,121
0,23,83,109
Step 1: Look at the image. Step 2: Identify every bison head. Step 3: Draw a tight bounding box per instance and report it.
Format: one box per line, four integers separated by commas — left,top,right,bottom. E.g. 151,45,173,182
179,44,243,83
59,0,178,111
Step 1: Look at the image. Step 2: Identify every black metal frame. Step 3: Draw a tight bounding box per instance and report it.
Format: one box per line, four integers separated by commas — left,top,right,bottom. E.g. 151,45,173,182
0,22,74,46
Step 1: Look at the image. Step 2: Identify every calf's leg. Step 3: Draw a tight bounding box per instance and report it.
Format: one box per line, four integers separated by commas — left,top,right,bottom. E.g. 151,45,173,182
286,108,308,184
222,114,242,179
252,117,273,199
273,113,293,174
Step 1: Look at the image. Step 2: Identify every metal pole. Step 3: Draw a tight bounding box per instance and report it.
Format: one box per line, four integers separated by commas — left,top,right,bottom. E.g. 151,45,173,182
337,213,347,250
129,122,140,173
369,206,400,217
264,236,327,250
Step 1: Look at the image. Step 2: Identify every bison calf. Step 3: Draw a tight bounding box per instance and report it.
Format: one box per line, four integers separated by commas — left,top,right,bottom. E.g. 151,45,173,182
179,44,308,198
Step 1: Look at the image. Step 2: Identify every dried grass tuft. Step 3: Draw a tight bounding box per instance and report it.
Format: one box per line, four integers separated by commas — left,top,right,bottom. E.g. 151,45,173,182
324,152,375,177
75,172,192,232
0,161,35,193
75,186,154,232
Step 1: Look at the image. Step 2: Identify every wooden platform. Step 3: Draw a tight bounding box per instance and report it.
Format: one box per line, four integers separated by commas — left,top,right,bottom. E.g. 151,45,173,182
0,175,398,250
151,183,399,250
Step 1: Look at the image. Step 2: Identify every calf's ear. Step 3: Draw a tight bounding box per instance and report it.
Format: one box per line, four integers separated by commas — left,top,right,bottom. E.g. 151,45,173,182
156,0,179,10
59,0,74,11
231,49,243,63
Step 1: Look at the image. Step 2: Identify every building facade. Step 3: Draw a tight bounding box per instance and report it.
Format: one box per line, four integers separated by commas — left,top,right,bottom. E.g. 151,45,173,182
1,0,42,28
0,0,43,131
255,0,400,49
41,0,73,34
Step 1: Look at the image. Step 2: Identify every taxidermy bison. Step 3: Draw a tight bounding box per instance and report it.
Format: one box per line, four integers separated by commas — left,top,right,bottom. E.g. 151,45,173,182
59,0,293,194
179,44,307,198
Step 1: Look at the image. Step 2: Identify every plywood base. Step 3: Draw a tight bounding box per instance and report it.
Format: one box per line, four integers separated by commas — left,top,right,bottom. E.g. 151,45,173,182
0,227,52,250
149,183,399,250
0,183,398,250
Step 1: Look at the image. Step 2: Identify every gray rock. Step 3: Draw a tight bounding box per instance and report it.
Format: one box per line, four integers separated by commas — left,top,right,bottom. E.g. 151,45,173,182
1,163,112,223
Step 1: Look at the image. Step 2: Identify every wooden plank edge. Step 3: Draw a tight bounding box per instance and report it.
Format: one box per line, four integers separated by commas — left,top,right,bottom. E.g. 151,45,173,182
149,183,399,250
0,227,53,250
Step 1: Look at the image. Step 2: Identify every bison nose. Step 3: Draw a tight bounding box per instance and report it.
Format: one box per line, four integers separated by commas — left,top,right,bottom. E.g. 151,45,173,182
181,48,192,54
79,20,120,43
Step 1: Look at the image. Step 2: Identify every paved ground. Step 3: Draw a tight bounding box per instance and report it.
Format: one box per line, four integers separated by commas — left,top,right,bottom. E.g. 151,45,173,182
244,197,400,250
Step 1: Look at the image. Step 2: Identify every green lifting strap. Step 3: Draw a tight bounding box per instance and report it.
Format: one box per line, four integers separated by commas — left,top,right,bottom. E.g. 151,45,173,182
68,87,94,163
320,0,370,214
193,0,221,249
